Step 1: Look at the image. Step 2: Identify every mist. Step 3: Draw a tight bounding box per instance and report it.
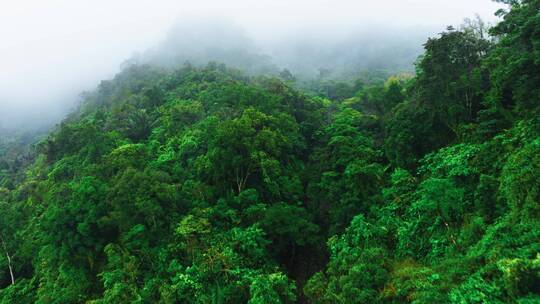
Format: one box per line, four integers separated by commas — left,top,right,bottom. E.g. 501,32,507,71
0,0,504,131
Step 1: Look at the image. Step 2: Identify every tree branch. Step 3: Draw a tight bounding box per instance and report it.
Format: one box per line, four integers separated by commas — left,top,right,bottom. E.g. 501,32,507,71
0,235,14,285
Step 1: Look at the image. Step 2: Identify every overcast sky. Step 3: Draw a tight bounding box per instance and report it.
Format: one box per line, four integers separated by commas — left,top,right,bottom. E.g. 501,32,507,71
0,0,504,130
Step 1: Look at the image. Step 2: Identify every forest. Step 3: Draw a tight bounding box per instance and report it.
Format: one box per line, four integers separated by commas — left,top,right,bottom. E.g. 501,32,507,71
0,0,539,303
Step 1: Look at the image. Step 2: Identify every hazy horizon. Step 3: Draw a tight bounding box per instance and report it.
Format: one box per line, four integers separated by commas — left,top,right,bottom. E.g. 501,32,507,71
0,0,505,130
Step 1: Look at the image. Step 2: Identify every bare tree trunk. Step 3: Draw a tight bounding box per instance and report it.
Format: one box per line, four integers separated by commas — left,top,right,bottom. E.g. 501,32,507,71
0,236,14,285
235,165,252,194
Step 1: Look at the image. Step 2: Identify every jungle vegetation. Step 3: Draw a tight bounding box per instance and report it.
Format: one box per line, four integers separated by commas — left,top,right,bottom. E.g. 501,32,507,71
0,1,539,303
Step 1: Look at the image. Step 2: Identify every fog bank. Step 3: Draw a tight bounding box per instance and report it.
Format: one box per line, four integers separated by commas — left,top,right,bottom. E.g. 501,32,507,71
0,0,504,130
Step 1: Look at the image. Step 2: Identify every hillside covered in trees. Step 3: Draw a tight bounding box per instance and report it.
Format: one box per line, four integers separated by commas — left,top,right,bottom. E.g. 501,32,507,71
1,1,540,303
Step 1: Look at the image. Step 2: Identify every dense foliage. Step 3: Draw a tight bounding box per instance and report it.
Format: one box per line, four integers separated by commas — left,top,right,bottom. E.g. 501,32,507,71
1,1,539,303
